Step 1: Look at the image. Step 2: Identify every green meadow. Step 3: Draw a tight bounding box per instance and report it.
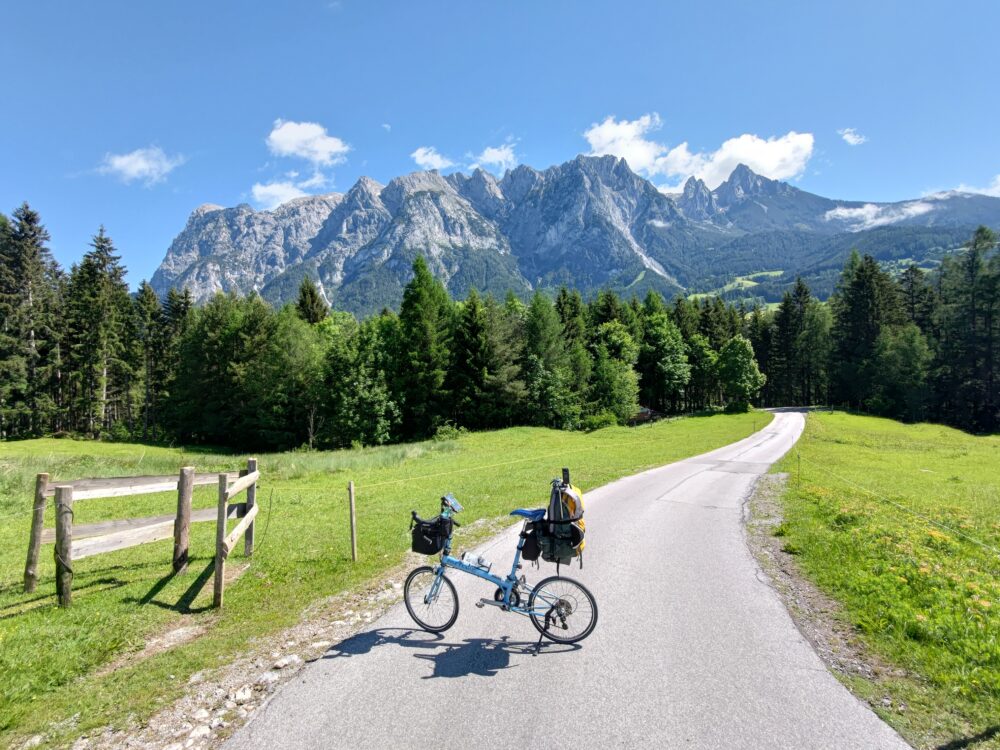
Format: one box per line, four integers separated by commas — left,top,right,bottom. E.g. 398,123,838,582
0,411,767,747
774,412,1000,749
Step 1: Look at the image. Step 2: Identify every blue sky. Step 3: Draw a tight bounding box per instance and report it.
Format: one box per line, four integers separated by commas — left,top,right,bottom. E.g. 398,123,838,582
2,1,998,287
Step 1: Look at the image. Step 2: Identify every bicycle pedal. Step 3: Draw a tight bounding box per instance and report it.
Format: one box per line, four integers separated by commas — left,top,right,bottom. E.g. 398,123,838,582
475,599,486,608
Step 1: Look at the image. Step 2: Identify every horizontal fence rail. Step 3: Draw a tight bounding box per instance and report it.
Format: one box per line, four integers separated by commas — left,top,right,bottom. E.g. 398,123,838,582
22,461,259,608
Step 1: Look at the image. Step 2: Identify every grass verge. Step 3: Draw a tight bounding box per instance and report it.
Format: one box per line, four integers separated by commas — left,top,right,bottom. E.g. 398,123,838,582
0,411,769,747
772,412,1000,749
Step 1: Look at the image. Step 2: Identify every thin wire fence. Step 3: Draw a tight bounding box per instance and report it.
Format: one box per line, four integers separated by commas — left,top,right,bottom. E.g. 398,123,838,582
796,450,1000,560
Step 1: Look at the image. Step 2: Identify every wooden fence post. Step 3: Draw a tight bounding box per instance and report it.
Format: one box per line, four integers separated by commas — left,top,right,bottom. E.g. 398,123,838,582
24,472,49,592
348,481,358,562
173,466,194,573
213,474,228,608
54,486,74,607
244,458,257,557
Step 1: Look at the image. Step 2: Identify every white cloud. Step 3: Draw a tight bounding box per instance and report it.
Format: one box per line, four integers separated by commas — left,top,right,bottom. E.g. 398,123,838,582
471,143,518,174
98,146,185,186
251,181,308,209
582,113,814,189
266,119,350,167
381,123,392,132
951,175,1000,197
411,146,455,170
824,201,935,231
838,127,868,146
296,171,329,189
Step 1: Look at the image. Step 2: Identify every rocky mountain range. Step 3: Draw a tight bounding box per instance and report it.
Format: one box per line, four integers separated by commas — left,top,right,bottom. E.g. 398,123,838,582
150,156,1000,315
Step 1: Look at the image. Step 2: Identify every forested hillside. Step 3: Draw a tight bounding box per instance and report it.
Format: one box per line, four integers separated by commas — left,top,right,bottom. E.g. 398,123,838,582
1,203,997,449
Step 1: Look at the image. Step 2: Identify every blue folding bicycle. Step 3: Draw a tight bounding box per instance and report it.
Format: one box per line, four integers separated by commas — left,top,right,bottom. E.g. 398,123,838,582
404,494,598,643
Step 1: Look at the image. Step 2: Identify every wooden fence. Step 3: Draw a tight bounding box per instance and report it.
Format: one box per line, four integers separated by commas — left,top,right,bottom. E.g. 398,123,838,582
213,458,259,608
23,460,259,608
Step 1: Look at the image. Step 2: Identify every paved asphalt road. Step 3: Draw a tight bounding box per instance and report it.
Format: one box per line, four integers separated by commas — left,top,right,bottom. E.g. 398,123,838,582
227,410,909,749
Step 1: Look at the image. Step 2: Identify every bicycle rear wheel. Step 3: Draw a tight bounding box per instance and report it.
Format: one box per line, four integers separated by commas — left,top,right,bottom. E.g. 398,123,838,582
404,566,459,633
528,575,598,643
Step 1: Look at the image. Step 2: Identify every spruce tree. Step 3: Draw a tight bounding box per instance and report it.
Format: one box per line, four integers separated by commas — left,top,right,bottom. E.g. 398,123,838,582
5,204,61,436
134,281,163,440
64,227,133,436
830,254,901,410
396,256,452,438
899,264,936,334
296,277,328,324
0,213,19,438
933,226,998,431
523,292,574,427
447,288,491,428
525,291,567,371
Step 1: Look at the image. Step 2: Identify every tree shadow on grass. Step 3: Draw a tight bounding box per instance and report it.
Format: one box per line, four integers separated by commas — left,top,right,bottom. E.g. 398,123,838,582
319,627,579,679
936,726,1000,750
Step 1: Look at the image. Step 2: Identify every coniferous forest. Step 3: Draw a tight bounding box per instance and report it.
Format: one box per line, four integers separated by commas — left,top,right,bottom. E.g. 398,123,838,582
1,202,997,450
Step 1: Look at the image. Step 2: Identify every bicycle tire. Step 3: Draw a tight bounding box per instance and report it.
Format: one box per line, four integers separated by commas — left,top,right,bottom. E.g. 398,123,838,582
404,565,460,633
528,575,598,643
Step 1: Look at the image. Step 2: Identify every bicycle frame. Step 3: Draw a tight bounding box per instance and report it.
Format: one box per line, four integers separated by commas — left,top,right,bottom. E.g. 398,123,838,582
423,511,549,617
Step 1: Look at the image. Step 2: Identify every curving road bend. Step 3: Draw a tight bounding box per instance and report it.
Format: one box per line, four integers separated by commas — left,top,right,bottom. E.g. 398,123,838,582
227,410,909,750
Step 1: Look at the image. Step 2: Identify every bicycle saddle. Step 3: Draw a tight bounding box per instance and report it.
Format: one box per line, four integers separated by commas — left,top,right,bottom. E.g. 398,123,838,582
510,508,546,522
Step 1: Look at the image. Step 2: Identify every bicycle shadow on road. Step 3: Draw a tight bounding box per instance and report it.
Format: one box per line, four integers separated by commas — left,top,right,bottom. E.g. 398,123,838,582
319,627,580,679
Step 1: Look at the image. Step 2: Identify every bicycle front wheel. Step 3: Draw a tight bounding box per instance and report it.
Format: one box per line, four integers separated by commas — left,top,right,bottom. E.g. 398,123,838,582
528,575,598,643
404,566,459,633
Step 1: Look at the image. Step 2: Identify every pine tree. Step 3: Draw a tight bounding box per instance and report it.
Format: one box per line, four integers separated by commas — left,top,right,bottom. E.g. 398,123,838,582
589,290,625,331
3,204,61,436
744,307,774,405
830,254,901,410
899,264,936,334
447,288,491,428
798,301,832,405
525,292,567,371
134,281,163,440
555,287,587,344
296,277,328,324
523,292,575,427
933,226,998,431
396,256,452,438
770,279,811,404
0,213,19,438
671,297,701,342
869,324,932,421
64,227,133,436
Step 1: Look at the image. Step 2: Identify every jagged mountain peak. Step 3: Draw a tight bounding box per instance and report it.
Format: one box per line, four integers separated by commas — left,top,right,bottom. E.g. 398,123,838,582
447,168,506,219
677,176,720,222
716,164,773,202
348,175,385,197
380,170,456,213
682,176,710,197
499,163,544,204
151,154,1000,315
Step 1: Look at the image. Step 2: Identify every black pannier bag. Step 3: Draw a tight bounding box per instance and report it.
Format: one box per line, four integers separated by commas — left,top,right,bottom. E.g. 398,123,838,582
411,515,452,555
520,523,542,561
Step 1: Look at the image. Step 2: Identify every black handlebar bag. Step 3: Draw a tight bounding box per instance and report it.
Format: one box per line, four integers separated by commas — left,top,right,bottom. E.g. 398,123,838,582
411,515,452,555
